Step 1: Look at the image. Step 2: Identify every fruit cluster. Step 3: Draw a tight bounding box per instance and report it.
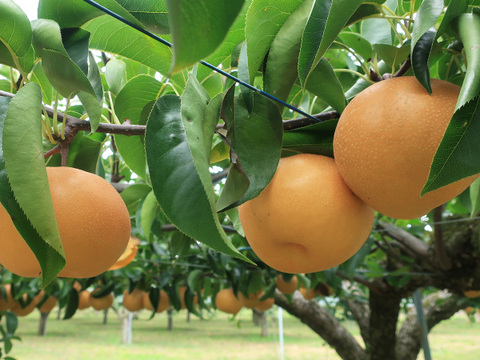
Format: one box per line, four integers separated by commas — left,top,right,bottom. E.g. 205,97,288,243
239,77,479,274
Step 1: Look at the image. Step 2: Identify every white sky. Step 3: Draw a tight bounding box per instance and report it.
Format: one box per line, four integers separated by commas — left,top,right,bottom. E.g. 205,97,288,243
13,0,39,20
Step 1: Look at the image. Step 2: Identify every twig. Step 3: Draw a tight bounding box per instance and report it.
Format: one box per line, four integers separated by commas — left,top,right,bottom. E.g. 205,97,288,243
337,270,388,294
377,221,429,258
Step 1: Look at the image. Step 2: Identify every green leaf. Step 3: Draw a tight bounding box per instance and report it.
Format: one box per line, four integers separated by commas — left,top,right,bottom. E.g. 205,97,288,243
82,15,174,77
338,32,373,63
187,269,204,291
5,311,17,335
38,0,143,29
361,17,392,46
298,0,364,85
0,87,66,286
67,132,106,173
410,0,444,93
115,0,170,34
62,28,91,75
141,191,161,240
346,4,380,26
246,0,305,82
453,14,480,109
0,0,34,73
120,183,152,215
305,58,346,112
436,0,468,37
145,95,249,261
469,177,480,217
422,13,480,195
282,119,338,157
222,89,283,209
32,20,103,131
63,288,79,320
197,0,250,81
114,75,163,123
40,48,96,97
422,96,480,195
263,0,313,109
166,0,245,73
373,44,410,69
105,58,127,95
216,164,250,212
31,62,55,104
114,74,163,180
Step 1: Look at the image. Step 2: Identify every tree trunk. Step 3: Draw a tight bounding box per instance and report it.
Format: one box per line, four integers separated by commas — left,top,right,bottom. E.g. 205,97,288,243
167,308,173,331
274,290,366,360
367,288,403,360
121,311,133,345
103,308,108,325
38,312,49,336
252,309,269,337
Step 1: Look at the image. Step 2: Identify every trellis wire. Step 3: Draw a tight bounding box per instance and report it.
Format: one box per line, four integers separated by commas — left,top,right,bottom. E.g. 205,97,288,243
82,0,320,122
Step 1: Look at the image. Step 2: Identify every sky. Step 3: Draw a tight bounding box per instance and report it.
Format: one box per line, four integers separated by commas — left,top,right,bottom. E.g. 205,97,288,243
13,0,39,20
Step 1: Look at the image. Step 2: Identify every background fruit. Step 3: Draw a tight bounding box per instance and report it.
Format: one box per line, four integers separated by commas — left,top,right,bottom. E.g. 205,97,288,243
39,296,58,313
77,290,91,310
333,76,479,219
143,290,170,313
89,290,114,311
276,275,298,295
300,286,318,300
11,294,38,317
464,290,480,298
178,286,198,309
123,288,145,312
214,288,243,315
238,154,374,274
238,291,261,309
0,166,131,278
0,284,16,311
255,295,275,312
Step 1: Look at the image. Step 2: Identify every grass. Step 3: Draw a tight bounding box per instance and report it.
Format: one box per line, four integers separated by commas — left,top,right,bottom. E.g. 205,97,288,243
7,306,480,360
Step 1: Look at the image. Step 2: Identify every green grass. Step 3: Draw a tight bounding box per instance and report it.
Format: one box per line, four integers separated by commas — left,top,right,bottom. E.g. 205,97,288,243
7,307,480,360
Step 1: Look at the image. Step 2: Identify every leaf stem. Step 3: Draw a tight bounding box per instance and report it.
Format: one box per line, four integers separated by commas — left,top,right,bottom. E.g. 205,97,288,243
334,69,374,84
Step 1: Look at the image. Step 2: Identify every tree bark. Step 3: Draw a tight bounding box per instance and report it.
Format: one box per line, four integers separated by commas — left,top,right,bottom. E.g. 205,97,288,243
38,312,49,336
367,288,403,360
167,308,173,331
396,291,464,360
274,290,366,360
252,309,269,337
346,298,370,345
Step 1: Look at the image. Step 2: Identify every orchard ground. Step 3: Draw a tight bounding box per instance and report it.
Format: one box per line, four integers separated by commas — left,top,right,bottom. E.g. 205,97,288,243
9,306,480,360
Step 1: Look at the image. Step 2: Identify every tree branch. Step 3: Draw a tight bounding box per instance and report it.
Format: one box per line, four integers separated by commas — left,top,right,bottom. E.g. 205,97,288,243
377,221,429,258
396,290,464,360
0,90,340,135
337,271,388,294
274,290,366,360
346,298,370,345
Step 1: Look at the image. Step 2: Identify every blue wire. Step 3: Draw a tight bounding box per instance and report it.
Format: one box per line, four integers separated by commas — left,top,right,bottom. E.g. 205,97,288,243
82,0,320,122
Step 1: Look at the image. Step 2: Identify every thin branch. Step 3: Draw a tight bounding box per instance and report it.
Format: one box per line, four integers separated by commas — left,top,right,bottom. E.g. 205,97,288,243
377,221,429,258
433,205,452,270
1,90,339,135
337,271,388,294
